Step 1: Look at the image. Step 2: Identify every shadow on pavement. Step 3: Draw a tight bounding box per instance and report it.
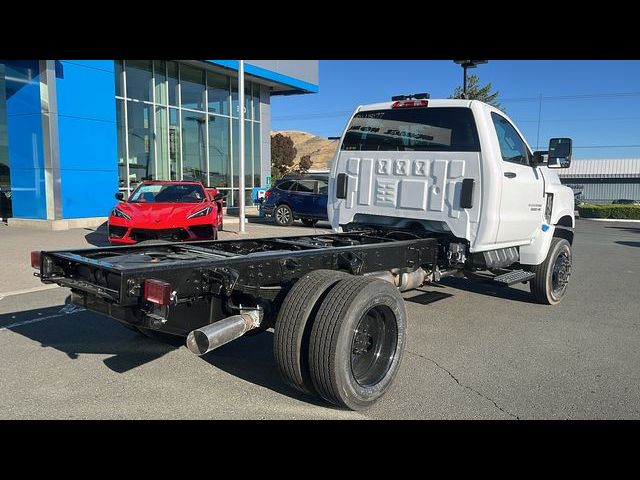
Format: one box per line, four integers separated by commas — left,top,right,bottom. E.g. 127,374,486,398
404,289,453,305
2,301,332,406
439,276,538,304
1,303,178,373
198,330,333,408
616,241,640,248
607,226,640,235
84,222,110,247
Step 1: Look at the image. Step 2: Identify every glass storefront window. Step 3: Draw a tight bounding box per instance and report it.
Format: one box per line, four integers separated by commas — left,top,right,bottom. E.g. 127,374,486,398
208,115,230,188
115,60,124,97
180,64,205,111
169,108,181,180
154,60,167,105
181,110,206,183
253,122,261,187
155,106,169,180
115,99,127,189
252,82,260,121
125,60,153,102
207,71,229,116
245,119,252,187
167,61,179,107
127,101,155,189
114,61,262,199
231,77,239,119
231,78,252,119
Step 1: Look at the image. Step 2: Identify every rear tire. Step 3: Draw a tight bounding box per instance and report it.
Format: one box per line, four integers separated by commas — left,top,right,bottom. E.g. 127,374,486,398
308,276,407,410
527,237,572,305
273,270,349,395
274,204,294,226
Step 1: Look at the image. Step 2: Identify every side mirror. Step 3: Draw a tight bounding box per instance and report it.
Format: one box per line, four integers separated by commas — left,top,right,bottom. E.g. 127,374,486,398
547,138,572,168
531,151,548,166
115,192,125,201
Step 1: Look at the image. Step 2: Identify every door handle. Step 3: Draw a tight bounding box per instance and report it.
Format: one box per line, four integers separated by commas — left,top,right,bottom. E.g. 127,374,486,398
504,172,517,178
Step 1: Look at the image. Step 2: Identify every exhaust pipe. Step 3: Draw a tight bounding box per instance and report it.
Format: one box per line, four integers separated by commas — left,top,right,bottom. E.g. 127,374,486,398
186,310,260,356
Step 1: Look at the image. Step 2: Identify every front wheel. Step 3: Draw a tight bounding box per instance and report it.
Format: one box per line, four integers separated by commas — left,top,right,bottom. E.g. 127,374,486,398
274,204,294,226
527,237,572,305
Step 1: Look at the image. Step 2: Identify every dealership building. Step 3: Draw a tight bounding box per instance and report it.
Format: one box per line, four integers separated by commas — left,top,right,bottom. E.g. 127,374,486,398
557,158,640,203
0,60,318,227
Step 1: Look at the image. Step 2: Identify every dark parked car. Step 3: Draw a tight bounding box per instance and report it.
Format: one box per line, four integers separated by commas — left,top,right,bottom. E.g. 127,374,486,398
612,199,640,205
263,174,328,226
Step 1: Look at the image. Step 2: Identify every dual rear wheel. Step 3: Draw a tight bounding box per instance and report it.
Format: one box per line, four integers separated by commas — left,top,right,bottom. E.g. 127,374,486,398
273,270,407,410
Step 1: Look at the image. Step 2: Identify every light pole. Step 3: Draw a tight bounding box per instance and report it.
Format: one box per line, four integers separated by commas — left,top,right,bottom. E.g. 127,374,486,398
453,60,488,98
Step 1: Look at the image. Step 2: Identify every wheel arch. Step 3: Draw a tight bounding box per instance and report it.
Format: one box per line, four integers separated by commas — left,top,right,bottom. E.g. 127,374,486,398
553,227,574,245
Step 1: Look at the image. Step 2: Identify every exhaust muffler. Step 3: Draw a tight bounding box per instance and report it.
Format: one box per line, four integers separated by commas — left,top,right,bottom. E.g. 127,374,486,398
186,310,261,356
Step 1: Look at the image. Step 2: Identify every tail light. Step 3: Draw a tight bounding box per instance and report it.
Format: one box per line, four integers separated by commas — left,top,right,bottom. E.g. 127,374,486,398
391,100,429,108
144,279,173,306
31,251,41,269
264,189,272,198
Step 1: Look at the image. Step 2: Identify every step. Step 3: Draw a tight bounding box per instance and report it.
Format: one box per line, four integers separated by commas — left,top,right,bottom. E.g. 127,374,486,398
492,269,536,286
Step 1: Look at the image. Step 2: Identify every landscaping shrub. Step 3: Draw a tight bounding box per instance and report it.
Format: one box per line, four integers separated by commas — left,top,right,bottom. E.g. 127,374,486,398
578,204,640,219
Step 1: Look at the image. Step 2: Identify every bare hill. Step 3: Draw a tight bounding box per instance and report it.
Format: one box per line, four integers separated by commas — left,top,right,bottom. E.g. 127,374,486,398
271,130,338,171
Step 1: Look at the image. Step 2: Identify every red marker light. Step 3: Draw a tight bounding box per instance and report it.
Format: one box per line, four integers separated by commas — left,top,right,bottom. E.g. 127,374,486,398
264,189,272,198
391,100,429,108
31,251,41,269
144,279,173,305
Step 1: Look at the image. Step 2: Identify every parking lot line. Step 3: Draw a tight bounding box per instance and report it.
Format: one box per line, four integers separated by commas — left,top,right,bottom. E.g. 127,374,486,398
0,304,84,331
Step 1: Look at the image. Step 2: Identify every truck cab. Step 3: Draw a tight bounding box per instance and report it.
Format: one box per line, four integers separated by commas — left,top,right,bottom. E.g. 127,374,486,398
328,97,575,267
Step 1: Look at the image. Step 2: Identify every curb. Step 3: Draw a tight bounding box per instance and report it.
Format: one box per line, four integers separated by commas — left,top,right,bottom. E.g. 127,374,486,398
579,218,640,223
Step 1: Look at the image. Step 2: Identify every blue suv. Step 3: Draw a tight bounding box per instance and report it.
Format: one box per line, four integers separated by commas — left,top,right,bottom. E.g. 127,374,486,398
263,174,328,226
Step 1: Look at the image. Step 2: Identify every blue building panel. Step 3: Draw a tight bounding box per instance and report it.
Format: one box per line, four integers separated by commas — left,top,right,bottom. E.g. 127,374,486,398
8,166,47,219
60,168,118,218
55,60,118,218
5,60,47,219
56,61,117,121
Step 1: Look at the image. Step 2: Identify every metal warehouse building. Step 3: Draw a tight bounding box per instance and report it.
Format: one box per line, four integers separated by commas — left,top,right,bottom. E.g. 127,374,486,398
557,158,640,203
0,60,318,228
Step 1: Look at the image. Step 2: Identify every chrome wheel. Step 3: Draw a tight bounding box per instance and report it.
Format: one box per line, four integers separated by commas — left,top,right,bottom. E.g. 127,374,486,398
275,205,293,226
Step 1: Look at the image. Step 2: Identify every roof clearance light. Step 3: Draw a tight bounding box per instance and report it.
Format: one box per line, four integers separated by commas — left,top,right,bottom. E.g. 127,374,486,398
144,279,173,306
392,100,429,108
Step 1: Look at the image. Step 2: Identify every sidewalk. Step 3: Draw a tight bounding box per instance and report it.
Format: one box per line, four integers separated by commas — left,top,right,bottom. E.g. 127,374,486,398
0,217,331,297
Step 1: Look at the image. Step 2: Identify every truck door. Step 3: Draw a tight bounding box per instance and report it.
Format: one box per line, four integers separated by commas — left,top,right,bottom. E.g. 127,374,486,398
491,112,544,245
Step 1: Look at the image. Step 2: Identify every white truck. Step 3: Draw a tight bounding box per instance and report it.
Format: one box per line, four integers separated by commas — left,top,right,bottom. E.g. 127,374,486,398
32,95,575,411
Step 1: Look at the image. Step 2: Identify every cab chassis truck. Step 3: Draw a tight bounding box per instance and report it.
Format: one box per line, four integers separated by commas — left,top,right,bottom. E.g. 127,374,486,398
31,97,575,410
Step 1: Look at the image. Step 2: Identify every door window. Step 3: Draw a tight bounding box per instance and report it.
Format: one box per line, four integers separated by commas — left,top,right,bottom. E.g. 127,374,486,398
491,112,530,165
294,180,316,193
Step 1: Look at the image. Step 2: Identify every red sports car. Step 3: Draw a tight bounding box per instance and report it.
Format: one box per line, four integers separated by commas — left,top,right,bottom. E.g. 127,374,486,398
108,181,224,245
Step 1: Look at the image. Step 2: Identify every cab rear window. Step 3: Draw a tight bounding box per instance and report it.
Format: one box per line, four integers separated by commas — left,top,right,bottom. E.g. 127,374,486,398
341,107,480,152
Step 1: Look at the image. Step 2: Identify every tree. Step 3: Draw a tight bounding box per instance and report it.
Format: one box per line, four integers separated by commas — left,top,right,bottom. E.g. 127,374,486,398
297,155,313,174
449,74,504,111
271,133,297,179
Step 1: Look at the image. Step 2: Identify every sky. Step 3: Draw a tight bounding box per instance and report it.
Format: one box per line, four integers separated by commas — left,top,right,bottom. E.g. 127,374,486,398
271,60,640,159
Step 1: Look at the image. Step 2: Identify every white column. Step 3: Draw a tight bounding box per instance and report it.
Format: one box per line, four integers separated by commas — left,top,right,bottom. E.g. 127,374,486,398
238,60,246,233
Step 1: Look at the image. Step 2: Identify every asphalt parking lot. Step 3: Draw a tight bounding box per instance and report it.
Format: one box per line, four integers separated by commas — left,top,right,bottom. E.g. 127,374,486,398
1,219,639,419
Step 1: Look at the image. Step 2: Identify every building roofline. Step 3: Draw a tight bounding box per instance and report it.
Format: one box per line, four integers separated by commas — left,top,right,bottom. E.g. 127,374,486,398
205,60,319,95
